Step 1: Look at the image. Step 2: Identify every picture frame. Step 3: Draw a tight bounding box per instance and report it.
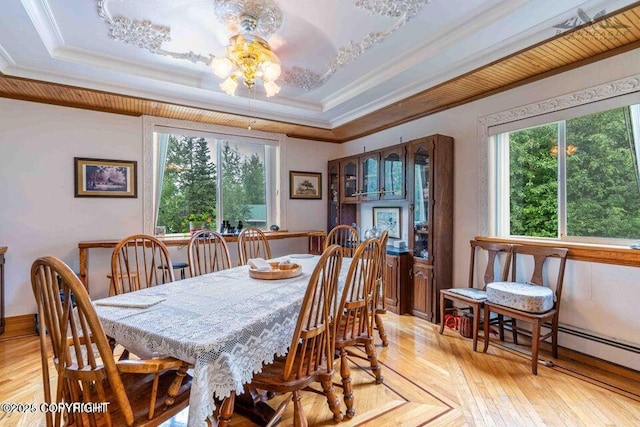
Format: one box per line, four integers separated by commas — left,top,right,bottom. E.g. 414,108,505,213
74,157,137,198
289,171,322,200
373,206,401,239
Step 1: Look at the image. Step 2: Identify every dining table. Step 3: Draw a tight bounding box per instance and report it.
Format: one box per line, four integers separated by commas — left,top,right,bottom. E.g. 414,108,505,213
93,253,352,426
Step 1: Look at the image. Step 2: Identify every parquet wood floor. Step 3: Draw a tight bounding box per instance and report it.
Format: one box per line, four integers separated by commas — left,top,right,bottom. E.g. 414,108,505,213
1,313,638,426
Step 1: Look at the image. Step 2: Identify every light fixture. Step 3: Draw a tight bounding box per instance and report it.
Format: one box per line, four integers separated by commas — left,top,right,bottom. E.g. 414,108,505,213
211,7,282,97
550,144,578,157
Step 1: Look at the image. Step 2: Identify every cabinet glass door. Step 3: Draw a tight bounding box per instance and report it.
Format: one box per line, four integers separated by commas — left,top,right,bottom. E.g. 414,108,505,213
342,159,358,201
413,146,430,259
361,155,379,200
328,161,339,229
382,149,404,199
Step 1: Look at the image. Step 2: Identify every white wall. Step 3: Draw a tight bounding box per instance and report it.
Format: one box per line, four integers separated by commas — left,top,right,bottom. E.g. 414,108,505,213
0,101,338,316
334,48,640,370
283,137,341,231
0,101,142,314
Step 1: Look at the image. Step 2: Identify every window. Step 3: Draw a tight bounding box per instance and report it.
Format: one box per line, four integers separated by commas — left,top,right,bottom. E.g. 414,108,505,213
152,129,276,234
493,104,640,243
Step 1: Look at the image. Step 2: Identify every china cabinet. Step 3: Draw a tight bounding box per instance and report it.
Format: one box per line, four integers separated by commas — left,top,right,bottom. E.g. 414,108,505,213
327,134,452,324
408,135,453,322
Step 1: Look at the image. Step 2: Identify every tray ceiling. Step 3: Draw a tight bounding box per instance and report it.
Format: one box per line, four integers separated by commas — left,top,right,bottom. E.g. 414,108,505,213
0,0,639,141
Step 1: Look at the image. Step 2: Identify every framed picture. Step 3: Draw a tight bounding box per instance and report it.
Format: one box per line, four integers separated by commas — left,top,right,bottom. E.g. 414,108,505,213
289,171,322,199
74,157,137,198
373,207,401,239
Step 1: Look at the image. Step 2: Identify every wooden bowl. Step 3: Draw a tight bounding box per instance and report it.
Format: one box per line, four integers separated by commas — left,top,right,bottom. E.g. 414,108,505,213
249,263,302,280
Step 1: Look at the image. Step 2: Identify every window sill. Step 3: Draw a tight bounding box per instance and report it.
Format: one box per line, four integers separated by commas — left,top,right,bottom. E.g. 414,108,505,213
475,236,640,267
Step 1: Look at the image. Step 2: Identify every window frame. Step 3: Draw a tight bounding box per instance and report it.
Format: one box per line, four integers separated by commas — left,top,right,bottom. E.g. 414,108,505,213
142,116,286,235
478,72,640,246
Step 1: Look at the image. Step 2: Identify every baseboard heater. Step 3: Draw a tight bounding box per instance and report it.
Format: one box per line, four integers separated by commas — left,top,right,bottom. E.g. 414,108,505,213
507,322,640,354
555,324,640,354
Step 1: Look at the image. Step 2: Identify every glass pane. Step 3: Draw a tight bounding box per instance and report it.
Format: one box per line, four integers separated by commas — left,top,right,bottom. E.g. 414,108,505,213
414,147,430,258
566,107,640,238
329,163,339,227
343,161,357,198
509,123,559,238
221,141,267,230
362,157,378,196
384,152,403,197
158,135,217,233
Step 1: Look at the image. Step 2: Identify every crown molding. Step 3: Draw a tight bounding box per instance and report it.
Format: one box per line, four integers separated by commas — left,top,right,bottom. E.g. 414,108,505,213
21,0,64,54
0,44,16,70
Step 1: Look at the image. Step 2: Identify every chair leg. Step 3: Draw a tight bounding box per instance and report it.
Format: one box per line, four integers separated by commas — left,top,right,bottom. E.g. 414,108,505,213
531,320,541,375
472,303,481,352
552,315,559,359
321,379,343,422
512,318,518,344
365,340,383,384
439,293,446,335
375,312,389,347
292,390,308,427
482,305,491,353
339,348,355,419
498,314,505,341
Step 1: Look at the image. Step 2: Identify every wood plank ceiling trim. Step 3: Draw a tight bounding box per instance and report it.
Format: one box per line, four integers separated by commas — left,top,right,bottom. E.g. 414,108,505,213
0,4,639,143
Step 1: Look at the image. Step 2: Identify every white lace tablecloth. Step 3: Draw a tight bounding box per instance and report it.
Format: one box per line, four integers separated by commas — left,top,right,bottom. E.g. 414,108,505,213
94,255,351,426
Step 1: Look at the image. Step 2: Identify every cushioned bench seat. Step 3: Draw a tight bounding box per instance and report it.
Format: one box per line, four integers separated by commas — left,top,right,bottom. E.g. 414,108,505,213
486,281,554,313
446,288,488,300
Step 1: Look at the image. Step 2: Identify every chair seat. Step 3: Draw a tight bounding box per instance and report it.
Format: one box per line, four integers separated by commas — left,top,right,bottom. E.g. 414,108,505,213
158,262,189,269
486,281,554,313
250,354,332,393
445,288,487,300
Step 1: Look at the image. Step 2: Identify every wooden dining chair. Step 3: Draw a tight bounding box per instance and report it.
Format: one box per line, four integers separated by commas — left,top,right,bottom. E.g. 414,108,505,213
334,237,382,419
188,230,232,276
439,240,513,351
247,244,344,426
238,227,272,266
482,244,569,374
110,234,175,295
31,256,191,427
373,230,389,346
325,224,359,257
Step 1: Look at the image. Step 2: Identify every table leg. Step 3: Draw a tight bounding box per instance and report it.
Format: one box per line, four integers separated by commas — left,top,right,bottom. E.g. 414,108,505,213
234,387,278,426
79,247,89,292
217,392,235,427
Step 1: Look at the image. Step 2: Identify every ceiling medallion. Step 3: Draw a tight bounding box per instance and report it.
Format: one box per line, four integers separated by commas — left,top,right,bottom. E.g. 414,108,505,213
214,0,283,39
96,0,433,93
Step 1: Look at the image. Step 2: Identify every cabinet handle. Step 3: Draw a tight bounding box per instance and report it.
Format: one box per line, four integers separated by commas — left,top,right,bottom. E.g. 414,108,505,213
408,269,413,279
